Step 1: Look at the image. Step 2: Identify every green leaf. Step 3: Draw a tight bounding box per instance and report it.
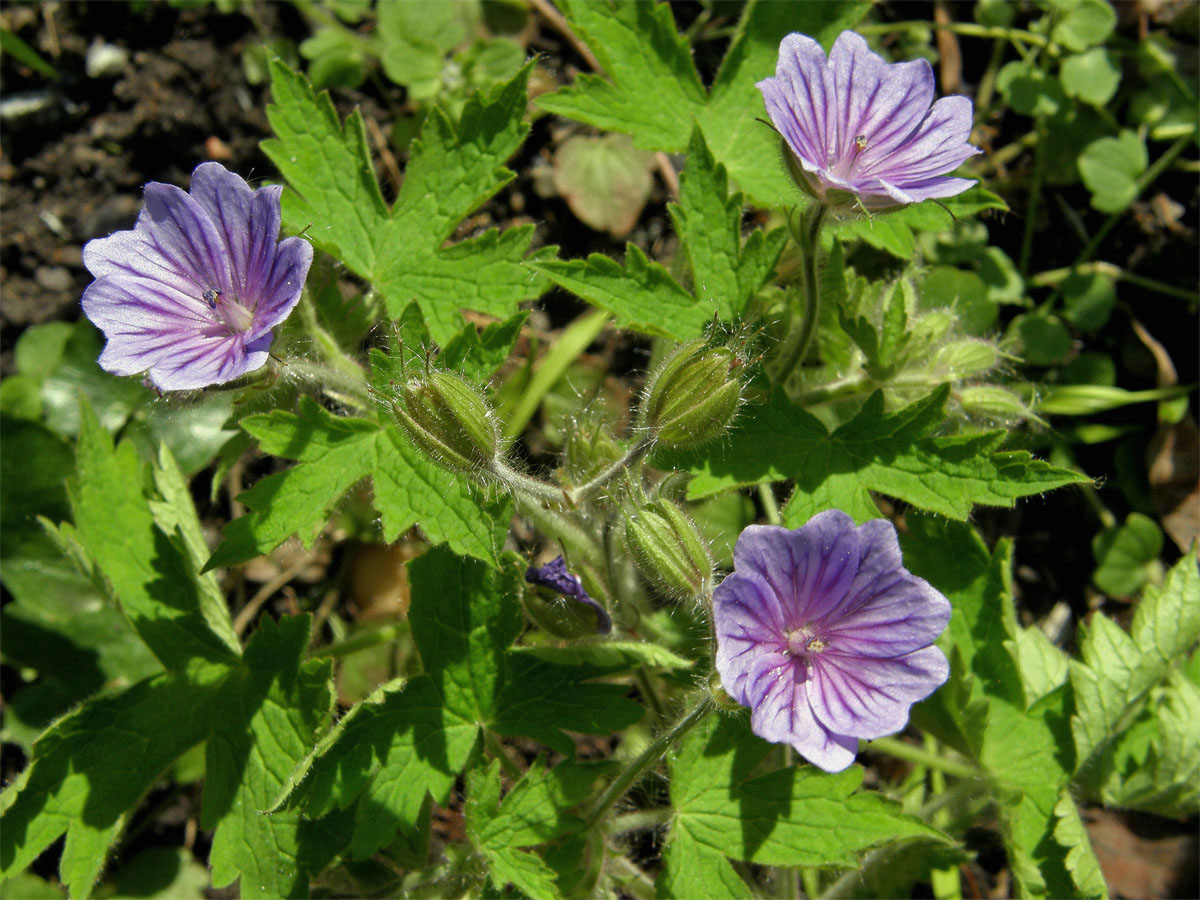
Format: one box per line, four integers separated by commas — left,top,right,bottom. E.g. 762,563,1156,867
1061,271,1116,332
107,847,209,900
552,133,656,237
1051,0,1117,52
669,126,787,319
491,650,644,756
204,617,335,898
282,549,640,856
206,398,506,570
671,388,1086,523
1078,130,1147,214
70,401,238,668
536,1,705,151
149,444,241,656
903,517,1104,899
40,320,148,438
1060,48,1121,106
980,690,1099,899
438,312,529,383
263,62,549,343
466,758,614,899
205,399,377,570
529,246,711,340
659,829,752,900
1091,512,1164,597
408,549,640,756
538,0,869,208
660,714,948,898
1070,554,1200,785
1,26,59,80
294,675,479,859
0,529,160,749
1102,668,1200,816
996,62,1066,117
262,60,388,278
0,666,225,894
918,266,997,336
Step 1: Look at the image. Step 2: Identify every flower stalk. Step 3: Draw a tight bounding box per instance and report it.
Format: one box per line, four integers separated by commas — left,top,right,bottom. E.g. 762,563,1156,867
578,694,713,832
775,203,826,386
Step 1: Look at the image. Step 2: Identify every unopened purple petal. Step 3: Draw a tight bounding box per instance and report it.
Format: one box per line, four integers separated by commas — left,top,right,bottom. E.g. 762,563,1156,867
525,556,612,634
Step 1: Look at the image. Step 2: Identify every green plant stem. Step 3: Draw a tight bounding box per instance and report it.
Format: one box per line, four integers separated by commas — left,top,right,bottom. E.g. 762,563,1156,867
1042,134,1193,310
579,694,713,831
284,357,371,410
865,736,979,780
493,461,567,506
775,205,826,387
608,856,659,900
1018,117,1048,279
495,433,655,509
973,38,1008,121
635,666,668,722
513,497,604,566
758,483,783,526
1031,260,1197,302
484,729,522,780
610,808,673,834
568,434,656,504
309,622,407,659
802,868,822,899
856,20,1051,49
1073,134,1193,269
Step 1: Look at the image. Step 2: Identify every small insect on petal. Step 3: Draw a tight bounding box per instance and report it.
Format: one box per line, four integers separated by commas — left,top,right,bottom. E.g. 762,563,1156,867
757,31,982,211
80,162,313,391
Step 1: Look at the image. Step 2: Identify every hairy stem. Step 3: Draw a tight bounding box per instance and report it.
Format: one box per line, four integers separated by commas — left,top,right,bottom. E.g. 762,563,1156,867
865,736,980,780
579,694,713,831
775,205,827,387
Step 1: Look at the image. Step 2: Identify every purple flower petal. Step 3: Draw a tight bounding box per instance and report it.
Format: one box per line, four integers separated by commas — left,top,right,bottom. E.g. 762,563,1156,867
758,30,981,212
80,162,312,391
713,512,950,772
525,556,612,634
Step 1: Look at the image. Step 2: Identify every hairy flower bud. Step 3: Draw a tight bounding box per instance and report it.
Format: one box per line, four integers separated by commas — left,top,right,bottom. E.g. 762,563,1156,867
958,385,1032,423
641,340,741,448
934,340,998,379
389,370,500,474
624,499,713,600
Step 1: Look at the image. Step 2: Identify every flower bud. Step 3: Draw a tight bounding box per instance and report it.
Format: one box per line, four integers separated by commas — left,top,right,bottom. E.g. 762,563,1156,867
624,499,713,600
564,419,624,485
958,385,1032,423
641,340,741,448
524,556,612,637
934,339,998,379
389,370,500,474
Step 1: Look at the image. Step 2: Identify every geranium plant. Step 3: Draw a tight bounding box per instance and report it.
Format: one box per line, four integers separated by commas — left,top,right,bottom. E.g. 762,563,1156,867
2,2,1196,899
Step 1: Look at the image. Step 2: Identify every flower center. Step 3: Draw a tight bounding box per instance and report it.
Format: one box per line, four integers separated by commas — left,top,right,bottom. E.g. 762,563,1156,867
785,625,827,660
204,287,256,334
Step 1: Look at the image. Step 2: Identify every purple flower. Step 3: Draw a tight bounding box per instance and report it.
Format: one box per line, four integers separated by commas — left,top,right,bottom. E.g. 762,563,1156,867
758,31,982,211
81,162,312,391
713,510,950,772
526,556,612,634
